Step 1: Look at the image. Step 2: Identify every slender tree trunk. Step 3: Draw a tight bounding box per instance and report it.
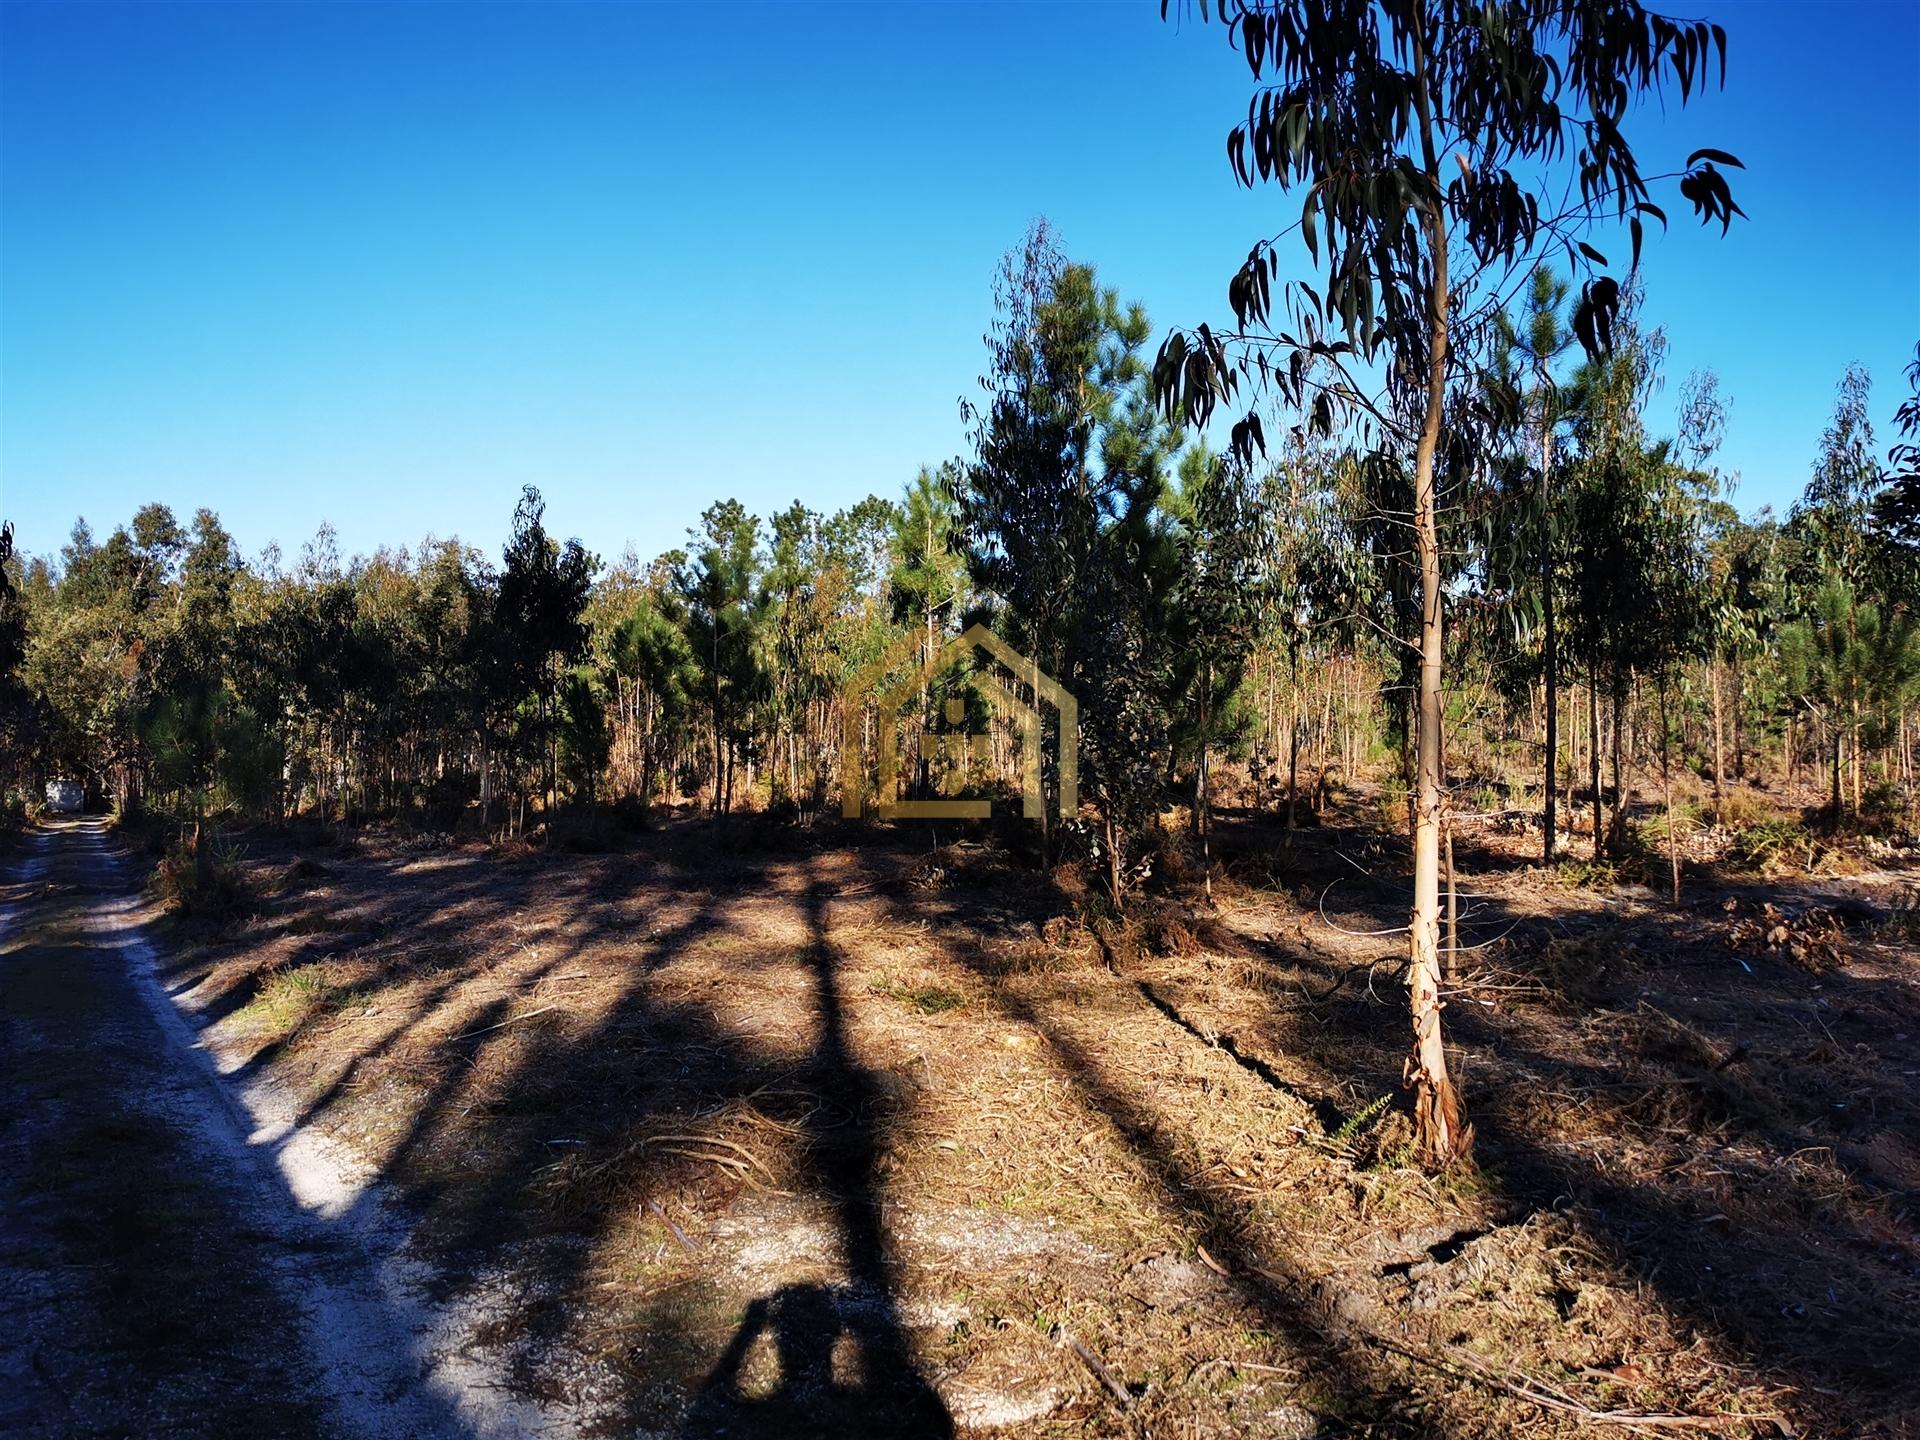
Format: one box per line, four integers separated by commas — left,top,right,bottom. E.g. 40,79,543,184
1608,684,1627,857
1198,660,1213,904
193,806,212,891
1264,650,1277,775
1733,659,1749,782
1443,817,1458,985
711,621,724,815
1830,726,1843,816
1540,417,1557,862
1403,57,1467,1165
1286,645,1300,831
479,735,492,828
1709,656,1725,824
1589,673,1603,864
1661,682,1680,904
1850,709,1863,814
641,694,658,817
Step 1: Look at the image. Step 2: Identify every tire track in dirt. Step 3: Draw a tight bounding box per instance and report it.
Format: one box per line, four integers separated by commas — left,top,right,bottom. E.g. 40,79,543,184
13,820,592,1440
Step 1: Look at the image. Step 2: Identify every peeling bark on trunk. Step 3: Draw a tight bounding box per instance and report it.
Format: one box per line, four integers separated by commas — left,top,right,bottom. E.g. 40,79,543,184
1403,47,1467,1165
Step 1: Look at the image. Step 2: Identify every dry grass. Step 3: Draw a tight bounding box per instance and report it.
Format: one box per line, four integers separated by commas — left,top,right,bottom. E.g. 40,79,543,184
145,795,1920,1439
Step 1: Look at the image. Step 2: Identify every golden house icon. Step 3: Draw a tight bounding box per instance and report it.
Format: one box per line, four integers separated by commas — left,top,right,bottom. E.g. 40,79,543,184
842,623,1077,821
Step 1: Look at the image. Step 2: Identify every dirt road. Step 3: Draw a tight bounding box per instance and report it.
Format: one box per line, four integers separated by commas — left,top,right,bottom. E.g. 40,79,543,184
0,820,577,1440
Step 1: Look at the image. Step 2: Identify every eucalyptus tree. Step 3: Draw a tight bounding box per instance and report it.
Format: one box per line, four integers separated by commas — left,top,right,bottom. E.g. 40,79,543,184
36,507,188,810
1168,446,1270,893
1789,364,1883,592
1156,0,1743,1163
1700,503,1781,796
1872,344,1920,608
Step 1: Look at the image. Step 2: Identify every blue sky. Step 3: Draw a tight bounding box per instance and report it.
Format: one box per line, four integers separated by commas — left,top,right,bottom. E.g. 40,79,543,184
3,0,1916,568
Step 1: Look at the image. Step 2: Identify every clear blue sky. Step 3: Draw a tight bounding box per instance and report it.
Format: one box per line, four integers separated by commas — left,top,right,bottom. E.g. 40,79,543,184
3,0,1916,568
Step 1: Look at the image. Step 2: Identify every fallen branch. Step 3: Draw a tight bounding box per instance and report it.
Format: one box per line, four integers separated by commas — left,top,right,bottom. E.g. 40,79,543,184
453,1004,557,1041
647,1199,696,1253
640,1133,780,1181
1051,1324,1133,1410
1373,1333,1775,1431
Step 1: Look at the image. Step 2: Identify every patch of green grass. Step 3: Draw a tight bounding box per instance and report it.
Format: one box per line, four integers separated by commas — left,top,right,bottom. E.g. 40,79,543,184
239,965,356,1035
869,974,967,1015
1553,858,1620,890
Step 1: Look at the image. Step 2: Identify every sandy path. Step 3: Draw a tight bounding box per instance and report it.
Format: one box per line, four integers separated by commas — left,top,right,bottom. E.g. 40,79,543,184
6,820,588,1440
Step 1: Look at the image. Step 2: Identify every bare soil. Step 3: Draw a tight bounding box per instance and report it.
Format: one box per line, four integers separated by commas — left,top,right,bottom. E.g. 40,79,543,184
12,786,1919,1438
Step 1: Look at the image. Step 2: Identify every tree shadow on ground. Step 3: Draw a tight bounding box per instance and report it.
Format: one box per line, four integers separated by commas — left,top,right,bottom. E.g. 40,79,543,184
1189,806,1920,1429
145,808,1920,1436
212,829,954,1435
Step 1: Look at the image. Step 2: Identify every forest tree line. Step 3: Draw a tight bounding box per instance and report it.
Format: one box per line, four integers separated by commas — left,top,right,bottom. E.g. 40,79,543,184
2,232,1916,899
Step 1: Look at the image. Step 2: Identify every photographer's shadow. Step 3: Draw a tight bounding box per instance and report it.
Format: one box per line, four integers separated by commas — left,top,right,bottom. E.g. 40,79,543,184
679,1283,951,1439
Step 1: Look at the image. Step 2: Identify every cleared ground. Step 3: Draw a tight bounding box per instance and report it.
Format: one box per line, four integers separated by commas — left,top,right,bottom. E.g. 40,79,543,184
7,792,1918,1438
0,822,578,1440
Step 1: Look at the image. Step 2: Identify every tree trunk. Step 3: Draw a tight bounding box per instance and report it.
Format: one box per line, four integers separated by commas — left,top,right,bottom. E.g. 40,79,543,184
1198,660,1213,904
193,809,212,891
1540,415,1557,862
1285,646,1301,831
1850,709,1863,814
1608,684,1627,857
1830,726,1843,816
1709,656,1725,824
1661,682,1680,904
1403,66,1467,1165
641,693,657,816
1589,673,1603,863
